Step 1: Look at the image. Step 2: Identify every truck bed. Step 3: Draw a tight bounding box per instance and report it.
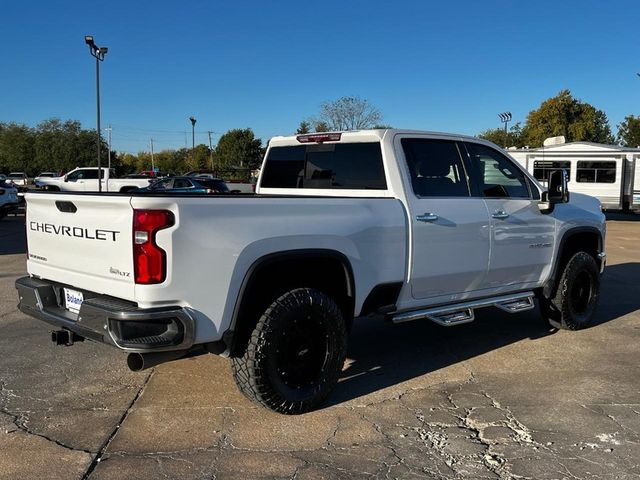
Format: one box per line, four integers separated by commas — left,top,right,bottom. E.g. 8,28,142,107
25,190,407,344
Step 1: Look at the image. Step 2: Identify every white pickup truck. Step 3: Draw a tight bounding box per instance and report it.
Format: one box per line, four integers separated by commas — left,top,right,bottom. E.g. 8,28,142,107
35,167,152,192
16,129,606,414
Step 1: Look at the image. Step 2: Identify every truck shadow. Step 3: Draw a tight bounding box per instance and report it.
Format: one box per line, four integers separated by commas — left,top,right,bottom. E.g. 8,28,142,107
0,214,26,256
331,262,640,406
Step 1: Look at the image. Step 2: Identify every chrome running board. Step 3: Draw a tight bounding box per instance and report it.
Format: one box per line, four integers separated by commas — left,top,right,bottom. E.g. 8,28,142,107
392,291,535,327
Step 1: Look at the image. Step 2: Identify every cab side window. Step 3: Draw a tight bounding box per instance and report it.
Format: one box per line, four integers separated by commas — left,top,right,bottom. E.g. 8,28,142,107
464,143,530,198
66,170,83,181
82,170,100,180
173,178,193,189
152,179,173,190
401,139,470,197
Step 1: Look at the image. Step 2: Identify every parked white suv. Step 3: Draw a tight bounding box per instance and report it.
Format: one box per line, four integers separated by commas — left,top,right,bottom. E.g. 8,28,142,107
16,129,606,413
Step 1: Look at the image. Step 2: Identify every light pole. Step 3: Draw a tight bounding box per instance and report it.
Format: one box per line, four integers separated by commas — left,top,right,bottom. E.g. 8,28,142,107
498,111,512,146
85,35,108,192
207,130,214,170
189,117,197,163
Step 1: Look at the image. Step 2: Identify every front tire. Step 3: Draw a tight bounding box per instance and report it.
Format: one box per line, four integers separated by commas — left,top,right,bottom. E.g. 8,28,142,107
231,288,348,414
540,251,600,330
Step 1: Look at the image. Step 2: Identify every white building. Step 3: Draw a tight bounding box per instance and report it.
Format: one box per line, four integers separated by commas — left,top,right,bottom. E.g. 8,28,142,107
507,141,640,211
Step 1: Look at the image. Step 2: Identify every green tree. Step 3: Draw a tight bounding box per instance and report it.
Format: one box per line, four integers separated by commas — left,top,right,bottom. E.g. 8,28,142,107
617,115,640,147
521,90,614,147
314,121,329,132
214,128,263,172
31,118,109,175
478,122,524,148
313,96,382,131
186,144,212,171
118,153,140,175
296,121,311,134
0,122,36,174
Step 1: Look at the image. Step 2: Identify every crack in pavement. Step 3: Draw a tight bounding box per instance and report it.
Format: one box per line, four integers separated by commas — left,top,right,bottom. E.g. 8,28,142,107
0,380,93,455
80,369,154,479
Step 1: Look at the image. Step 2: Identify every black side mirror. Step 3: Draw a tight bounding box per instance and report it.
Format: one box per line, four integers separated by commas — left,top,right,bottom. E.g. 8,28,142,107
548,169,569,204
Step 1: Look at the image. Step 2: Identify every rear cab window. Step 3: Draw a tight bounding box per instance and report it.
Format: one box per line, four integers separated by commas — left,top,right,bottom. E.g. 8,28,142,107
261,139,387,191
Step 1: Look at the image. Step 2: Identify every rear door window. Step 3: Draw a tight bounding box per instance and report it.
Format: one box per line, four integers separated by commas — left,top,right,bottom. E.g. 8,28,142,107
400,139,470,197
261,142,386,189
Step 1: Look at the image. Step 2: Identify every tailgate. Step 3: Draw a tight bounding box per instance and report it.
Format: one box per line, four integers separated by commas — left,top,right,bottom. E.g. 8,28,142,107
26,193,136,300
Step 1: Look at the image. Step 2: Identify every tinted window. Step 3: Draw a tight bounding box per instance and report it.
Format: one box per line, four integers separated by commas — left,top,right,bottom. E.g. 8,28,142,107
82,170,100,179
151,178,173,190
465,143,530,198
173,178,193,188
576,161,616,183
533,161,571,182
401,139,469,197
261,143,386,189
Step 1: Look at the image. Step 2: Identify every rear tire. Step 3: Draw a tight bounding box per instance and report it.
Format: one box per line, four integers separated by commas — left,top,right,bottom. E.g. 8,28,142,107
540,251,600,330
231,288,347,414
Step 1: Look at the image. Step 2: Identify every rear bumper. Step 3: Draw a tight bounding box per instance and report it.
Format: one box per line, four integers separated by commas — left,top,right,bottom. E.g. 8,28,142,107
15,276,195,353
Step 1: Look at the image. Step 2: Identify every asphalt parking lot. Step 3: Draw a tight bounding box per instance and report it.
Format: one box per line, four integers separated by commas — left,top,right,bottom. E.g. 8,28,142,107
0,213,639,480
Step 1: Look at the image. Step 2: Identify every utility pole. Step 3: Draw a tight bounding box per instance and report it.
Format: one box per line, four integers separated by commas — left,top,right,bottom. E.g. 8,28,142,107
207,131,214,170
150,138,155,173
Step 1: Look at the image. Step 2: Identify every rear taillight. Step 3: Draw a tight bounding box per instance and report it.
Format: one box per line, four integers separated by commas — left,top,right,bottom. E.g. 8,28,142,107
133,209,174,284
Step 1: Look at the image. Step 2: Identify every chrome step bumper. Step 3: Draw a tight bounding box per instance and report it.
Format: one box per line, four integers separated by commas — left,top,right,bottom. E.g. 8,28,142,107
15,276,195,353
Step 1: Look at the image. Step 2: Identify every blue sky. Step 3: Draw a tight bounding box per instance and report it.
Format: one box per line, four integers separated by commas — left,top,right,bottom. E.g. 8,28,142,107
2,0,639,153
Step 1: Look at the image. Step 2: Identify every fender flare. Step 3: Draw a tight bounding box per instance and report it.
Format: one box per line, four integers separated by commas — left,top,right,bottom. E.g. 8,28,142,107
219,249,355,356
542,226,603,298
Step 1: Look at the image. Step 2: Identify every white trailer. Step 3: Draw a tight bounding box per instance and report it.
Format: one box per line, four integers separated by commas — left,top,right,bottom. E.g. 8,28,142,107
507,142,640,212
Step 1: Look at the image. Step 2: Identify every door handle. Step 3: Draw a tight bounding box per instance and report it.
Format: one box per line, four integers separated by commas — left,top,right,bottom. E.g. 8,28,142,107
416,213,439,222
492,210,509,219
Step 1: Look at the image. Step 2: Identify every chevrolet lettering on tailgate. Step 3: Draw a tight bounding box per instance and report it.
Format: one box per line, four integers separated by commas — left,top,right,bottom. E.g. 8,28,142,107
29,222,120,241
